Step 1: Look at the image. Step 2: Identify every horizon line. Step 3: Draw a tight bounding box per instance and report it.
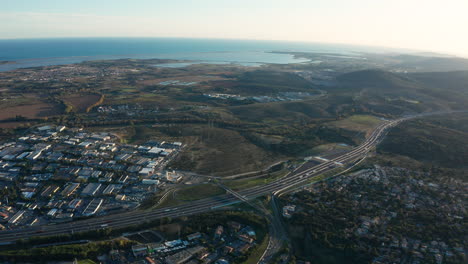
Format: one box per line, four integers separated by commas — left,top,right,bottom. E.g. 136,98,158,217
0,36,464,58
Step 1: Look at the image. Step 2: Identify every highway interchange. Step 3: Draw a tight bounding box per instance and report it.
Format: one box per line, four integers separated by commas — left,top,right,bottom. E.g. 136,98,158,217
0,112,457,244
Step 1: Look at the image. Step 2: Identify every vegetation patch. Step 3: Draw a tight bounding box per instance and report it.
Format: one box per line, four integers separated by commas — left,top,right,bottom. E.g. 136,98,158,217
166,125,281,176
223,169,288,191
60,93,103,113
327,115,384,134
175,183,226,201
0,239,133,263
378,114,468,169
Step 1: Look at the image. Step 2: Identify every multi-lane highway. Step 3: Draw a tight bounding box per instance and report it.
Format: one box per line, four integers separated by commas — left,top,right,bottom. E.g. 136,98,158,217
0,112,456,243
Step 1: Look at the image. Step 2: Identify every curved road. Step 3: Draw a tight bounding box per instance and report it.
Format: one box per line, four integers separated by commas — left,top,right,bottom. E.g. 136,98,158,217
0,111,459,243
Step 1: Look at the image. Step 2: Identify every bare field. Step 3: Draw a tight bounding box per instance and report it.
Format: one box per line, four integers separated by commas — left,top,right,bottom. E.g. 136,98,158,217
61,94,102,112
0,101,63,120
0,122,31,128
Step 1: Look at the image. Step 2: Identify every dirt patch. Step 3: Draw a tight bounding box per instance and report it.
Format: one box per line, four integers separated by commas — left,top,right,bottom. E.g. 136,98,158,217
0,102,62,120
0,121,32,128
61,93,102,112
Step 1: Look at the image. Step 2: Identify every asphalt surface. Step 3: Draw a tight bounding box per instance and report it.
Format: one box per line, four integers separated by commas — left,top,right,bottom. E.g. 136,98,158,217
257,196,289,264
0,111,458,244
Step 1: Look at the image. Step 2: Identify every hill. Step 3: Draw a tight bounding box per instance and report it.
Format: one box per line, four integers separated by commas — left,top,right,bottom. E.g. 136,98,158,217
332,69,468,115
378,113,468,170
393,54,468,72
337,69,468,96
409,71,468,92
336,69,419,91
209,70,316,95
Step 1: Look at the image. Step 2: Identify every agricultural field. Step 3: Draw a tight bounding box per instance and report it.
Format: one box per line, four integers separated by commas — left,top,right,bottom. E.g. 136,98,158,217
1,57,468,177
0,94,63,120
60,93,103,113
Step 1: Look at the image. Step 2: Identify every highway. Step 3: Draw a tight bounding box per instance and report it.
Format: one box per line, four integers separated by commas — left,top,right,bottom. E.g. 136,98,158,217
0,111,457,243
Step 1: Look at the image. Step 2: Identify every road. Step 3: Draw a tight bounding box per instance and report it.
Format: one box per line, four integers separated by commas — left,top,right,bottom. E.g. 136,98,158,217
257,195,290,264
0,111,460,244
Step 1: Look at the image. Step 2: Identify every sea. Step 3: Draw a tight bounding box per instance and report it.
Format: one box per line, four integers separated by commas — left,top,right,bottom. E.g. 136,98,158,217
0,38,404,71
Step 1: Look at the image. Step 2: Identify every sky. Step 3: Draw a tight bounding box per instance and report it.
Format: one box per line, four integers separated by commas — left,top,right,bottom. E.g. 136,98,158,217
0,0,467,56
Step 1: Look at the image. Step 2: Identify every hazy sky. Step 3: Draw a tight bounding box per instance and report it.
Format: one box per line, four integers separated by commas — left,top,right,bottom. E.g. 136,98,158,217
1,0,467,56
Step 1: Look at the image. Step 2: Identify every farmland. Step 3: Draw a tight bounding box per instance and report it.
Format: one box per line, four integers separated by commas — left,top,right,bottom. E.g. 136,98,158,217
0,94,63,120
1,56,468,176
60,93,103,113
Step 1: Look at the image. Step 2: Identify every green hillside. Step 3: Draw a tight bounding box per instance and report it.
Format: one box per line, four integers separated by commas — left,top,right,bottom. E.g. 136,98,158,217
378,113,468,169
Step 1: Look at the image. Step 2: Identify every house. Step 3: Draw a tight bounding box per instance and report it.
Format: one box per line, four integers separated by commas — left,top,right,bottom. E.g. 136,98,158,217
238,234,255,244
223,246,234,254
238,244,252,254
214,225,224,238
166,171,183,183
227,221,242,231
282,205,296,218
216,259,229,264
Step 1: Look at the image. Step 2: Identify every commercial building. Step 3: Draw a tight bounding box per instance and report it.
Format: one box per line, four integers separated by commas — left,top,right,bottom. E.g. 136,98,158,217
8,210,25,224
61,183,80,197
81,183,102,196
82,198,103,216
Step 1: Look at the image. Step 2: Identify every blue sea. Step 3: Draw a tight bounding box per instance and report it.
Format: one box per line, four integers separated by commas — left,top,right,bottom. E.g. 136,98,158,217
0,38,402,71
